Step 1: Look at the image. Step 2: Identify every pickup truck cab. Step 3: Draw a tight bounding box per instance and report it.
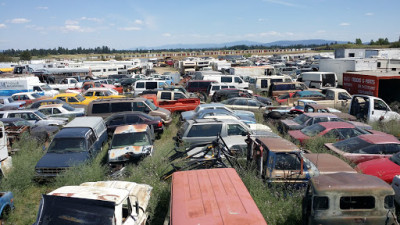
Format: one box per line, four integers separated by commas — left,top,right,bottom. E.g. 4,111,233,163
285,88,352,109
34,117,107,179
349,94,400,122
33,181,152,225
141,90,194,102
49,78,82,90
303,173,396,225
108,124,154,168
246,136,356,185
81,81,123,94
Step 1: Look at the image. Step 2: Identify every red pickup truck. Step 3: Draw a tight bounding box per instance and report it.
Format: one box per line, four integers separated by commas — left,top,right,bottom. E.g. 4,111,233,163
141,94,200,113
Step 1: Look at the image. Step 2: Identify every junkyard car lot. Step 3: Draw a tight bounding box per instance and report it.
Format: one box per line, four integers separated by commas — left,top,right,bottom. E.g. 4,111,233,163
3,67,400,225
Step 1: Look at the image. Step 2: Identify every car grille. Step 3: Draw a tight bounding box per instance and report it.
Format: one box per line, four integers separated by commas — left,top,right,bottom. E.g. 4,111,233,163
36,167,66,175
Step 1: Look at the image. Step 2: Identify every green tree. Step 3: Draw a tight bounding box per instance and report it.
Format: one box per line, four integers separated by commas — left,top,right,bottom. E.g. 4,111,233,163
0,54,13,62
355,38,362,45
370,40,375,45
19,50,31,61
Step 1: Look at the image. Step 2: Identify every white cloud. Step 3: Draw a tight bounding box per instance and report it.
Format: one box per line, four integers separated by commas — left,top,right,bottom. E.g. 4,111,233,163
65,25,81,31
162,33,171,37
365,12,374,16
81,17,103,23
65,20,79,25
134,19,143,25
0,24,6,28
119,27,141,31
10,18,30,24
262,0,298,7
316,30,326,33
36,6,48,10
25,25,45,31
260,31,280,36
339,22,350,26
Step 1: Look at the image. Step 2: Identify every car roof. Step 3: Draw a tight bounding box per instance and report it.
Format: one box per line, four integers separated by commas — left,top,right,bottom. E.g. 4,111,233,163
85,88,113,91
55,127,91,138
318,121,355,129
303,112,338,118
49,186,129,204
39,104,64,108
56,93,80,97
198,103,226,108
311,173,393,194
358,133,400,144
305,153,356,173
114,124,149,134
256,137,299,152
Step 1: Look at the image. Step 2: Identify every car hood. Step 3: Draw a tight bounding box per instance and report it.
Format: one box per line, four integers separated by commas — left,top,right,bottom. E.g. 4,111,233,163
109,145,153,161
356,158,399,182
281,119,301,129
288,130,310,141
36,152,90,168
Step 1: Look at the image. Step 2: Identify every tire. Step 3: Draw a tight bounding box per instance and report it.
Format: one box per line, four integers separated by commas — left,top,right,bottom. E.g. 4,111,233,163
268,111,282,120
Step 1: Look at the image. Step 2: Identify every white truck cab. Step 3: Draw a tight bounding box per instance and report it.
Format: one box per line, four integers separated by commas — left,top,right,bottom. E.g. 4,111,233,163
349,95,400,122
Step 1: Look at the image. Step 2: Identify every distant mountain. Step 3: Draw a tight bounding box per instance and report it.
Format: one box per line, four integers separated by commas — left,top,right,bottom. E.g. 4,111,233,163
130,39,347,50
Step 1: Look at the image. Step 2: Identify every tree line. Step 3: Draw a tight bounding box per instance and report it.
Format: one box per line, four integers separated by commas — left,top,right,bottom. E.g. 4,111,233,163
1,37,399,62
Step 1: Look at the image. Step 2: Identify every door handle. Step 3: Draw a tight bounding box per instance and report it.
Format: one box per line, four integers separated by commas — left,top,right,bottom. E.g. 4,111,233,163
372,111,374,115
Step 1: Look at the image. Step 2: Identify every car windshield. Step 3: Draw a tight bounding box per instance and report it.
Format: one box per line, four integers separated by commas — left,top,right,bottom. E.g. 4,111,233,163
111,132,150,148
76,94,85,101
145,99,157,110
300,124,326,137
7,97,14,103
332,137,371,153
48,138,86,153
32,93,42,98
35,111,47,119
293,114,310,125
278,94,290,100
40,85,52,91
13,120,32,126
62,104,75,111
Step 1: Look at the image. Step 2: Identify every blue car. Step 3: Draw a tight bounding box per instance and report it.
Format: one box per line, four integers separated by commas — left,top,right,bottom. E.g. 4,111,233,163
0,191,14,218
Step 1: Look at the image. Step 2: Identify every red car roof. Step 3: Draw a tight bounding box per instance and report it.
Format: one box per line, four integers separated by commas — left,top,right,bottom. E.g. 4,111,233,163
358,133,400,144
318,121,356,129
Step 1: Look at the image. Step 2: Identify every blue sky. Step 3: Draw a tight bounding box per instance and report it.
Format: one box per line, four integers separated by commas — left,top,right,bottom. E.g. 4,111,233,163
0,0,399,50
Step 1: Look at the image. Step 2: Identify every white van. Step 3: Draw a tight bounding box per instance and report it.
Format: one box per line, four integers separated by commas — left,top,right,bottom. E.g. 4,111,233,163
248,75,292,94
297,72,337,89
202,75,248,89
133,80,168,97
207,83,237,97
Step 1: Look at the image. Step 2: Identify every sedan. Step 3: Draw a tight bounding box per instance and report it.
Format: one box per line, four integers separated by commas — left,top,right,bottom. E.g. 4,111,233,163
355,152,400,184
191,108,256,125
104,111,164,136
221,97,267,112
325,134,400,164
38,104,85,118
288,122,379,145
181,103,255,122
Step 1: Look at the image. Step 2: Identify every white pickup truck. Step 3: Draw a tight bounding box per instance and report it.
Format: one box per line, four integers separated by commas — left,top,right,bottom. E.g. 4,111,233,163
33,181,152,225
49,78,82,91
349,94,400,122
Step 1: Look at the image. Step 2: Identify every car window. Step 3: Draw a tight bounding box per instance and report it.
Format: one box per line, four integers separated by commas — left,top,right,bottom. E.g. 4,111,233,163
275,153,301,170
53,108,62,114
374,99,388,111
92,103,110,114
109,116,124,126
161,92,171,100
187,124,222,137
132,102,147,112
248,100,260,107
359,145,385,154
66,97,77,102
84,92,94,97
336,128,366,139
126,115,142,123
136,82,145,88
12,96,19,101
227,124,247,136
174,93,185,100
313,117,329,124
146,82,157,89
221,77,232,83
234,99,248,106
111,102,131,113
39,108,52,115
322,129,340,138
383,144,400,155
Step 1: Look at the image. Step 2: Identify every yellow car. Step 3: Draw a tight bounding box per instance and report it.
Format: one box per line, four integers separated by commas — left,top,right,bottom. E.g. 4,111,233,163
53,93,94,106
82,88,125,100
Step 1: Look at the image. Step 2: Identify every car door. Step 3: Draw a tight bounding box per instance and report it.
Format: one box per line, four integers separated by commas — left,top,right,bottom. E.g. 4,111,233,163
226,123,248,136
232,99,248,111
371,99,390,121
